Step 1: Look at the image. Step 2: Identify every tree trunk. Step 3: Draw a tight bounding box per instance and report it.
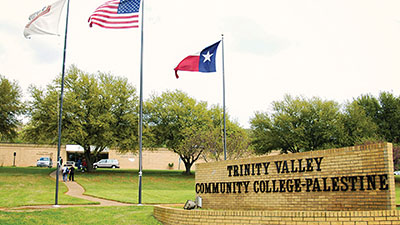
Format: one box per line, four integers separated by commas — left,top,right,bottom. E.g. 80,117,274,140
183,161,193,175
84,148,95,172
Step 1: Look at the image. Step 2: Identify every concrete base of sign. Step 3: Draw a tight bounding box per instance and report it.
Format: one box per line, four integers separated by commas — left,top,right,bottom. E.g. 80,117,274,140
154,205,400,225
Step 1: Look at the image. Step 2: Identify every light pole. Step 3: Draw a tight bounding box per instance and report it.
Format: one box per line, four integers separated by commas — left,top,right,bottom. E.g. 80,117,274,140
13,152,16,167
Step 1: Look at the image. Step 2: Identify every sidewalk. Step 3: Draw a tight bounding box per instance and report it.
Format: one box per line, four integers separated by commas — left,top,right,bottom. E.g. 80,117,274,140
50,170,132,207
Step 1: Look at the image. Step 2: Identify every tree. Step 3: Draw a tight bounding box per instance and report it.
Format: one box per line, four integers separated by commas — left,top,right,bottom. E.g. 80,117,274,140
393,145,400,171
249,112,277,154
201,106,250,162
145,90,211,175
174,126,210,174
24,66,138,171
338,101,379,146
355,92,400,144
0,75,24,142
354,92,400,169
250,95,342,154
145,90,250,174
250,95,379,154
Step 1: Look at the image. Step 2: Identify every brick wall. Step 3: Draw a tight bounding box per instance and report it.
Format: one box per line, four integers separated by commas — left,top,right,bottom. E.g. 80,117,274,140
110,148,185,170
195,143,396,211
154,205,400,225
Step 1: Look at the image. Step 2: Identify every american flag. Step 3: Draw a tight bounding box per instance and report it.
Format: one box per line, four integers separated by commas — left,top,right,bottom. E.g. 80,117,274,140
88,0,141,29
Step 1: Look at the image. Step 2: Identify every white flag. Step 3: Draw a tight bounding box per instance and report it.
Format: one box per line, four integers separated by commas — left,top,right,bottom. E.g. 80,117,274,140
24,0,66,38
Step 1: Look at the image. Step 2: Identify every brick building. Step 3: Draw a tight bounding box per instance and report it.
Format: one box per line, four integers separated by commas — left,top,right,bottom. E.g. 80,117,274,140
0,143,186,170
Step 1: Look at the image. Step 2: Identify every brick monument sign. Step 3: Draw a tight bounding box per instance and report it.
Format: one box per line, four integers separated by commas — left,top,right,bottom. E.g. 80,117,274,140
195,143,396,211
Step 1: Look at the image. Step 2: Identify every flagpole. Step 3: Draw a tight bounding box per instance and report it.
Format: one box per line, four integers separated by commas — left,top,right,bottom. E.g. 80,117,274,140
222,34,227,160
138,0,145,206
54,0,70,207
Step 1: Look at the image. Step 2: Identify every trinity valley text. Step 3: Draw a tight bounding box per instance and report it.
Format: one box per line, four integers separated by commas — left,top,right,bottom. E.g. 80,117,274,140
227,157,324,177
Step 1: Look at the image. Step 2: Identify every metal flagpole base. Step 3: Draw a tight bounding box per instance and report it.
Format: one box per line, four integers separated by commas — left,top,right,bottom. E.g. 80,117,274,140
53,205,61,208
137,204,143,206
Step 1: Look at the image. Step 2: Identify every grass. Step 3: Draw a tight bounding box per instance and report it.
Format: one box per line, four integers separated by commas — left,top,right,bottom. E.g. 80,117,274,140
75,168,195,204
0,167,95,208
0,167,193,225
0,206,161,225
0,167,195,207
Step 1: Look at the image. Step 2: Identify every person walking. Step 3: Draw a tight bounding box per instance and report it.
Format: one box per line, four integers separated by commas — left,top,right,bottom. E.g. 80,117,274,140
62,164,69,182
82,159,87,172
69,165,75,181
76,158,82,170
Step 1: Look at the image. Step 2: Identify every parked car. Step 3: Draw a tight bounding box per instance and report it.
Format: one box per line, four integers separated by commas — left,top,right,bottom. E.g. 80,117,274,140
93,159,120,169
394,171,400,175
36,157,53,168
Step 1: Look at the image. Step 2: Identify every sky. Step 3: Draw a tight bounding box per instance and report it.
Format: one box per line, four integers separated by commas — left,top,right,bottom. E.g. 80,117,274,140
1,0,400,128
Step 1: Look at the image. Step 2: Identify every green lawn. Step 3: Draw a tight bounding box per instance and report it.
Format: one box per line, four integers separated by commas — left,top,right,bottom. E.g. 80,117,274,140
0,167,192,225
75,168,195,204
0,167,195,207
0,167,95,208
0,206,161,225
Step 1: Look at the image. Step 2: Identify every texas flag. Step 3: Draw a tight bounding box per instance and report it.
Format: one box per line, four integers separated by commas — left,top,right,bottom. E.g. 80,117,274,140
174,41,221,78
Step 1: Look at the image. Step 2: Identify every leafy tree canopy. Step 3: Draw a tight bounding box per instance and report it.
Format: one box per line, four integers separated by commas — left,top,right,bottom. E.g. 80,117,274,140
355,92,400,144
250,94,378,154
201,105,250,162
23,66,138,171
354,92,400,170
145,90,211,175
145,90,249,174
338,101,379,146
0,75,24,141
